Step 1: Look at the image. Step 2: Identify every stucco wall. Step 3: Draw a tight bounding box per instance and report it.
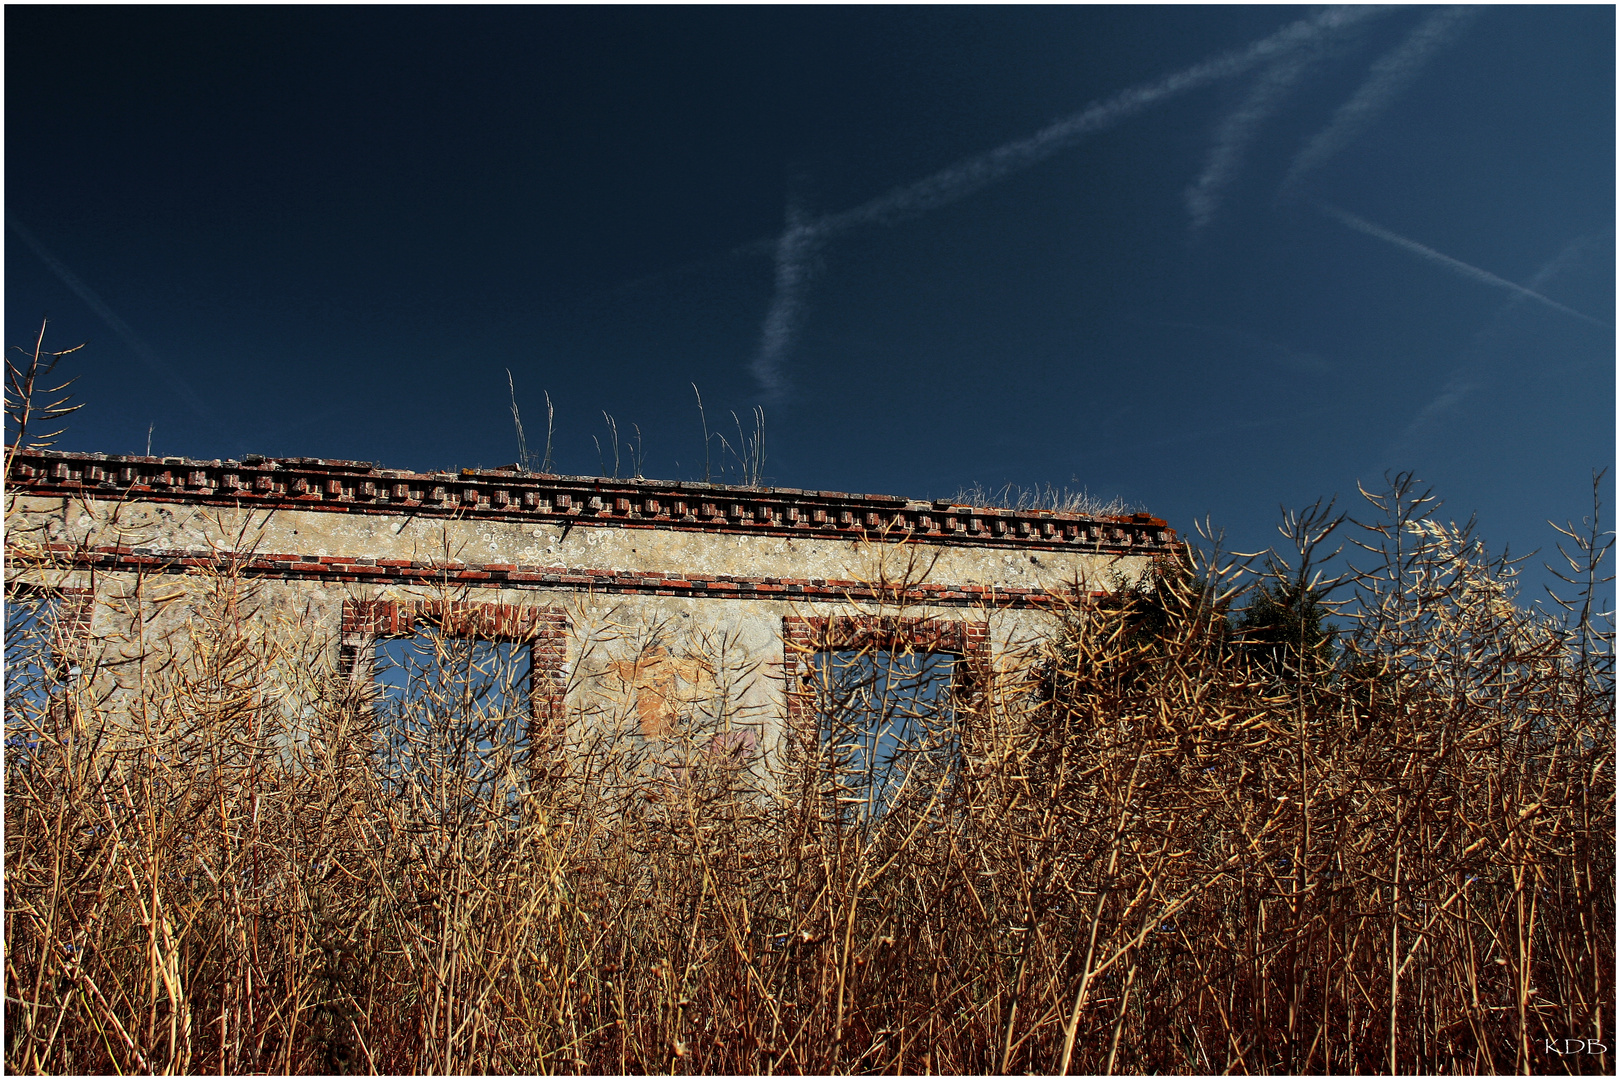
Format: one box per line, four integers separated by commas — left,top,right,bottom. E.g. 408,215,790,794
6,451,1176,760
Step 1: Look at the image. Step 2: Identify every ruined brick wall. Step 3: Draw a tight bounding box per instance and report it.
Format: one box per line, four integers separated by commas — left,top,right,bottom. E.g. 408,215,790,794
5,449,1177,754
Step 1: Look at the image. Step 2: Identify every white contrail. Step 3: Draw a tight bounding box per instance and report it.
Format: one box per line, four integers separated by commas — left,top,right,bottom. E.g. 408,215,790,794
1185,50,1318,231
8,218,223,432
748,5,1394,395
821,6,1390,237
1313,201,1610,329
1392,231,1609,450
750,203,821,402
1280,6,1477,198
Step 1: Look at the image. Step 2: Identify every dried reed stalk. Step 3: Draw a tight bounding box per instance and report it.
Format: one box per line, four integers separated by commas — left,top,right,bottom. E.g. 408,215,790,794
4,475,1612,1074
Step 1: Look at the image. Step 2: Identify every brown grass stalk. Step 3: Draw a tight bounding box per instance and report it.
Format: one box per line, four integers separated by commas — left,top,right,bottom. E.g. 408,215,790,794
4,473,1613,1074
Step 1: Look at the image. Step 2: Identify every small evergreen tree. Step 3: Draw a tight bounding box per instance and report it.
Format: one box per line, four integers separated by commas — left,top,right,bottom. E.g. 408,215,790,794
1235,579,1337,678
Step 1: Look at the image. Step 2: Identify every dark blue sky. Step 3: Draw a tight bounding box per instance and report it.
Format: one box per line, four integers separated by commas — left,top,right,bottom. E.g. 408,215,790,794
7,5,1613,592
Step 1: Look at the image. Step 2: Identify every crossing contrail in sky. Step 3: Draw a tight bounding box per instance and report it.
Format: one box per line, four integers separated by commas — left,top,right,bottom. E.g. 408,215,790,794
820,6,1390,237
8,218,224,435
1391,231,1610,452
1186,50,1319,232
1188,4,1410,231
1313,201,1610,329
749,5,1395,397
750,204,821,401
1279,6,1476,199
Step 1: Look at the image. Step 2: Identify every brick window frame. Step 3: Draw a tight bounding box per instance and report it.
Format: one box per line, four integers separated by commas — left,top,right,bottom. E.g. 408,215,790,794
781,614,990,727
339,598,568,728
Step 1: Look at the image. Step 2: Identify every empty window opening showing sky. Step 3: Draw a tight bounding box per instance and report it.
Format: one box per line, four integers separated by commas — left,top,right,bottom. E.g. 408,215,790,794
374,633,534,805
816,648,957,822
4,590,81,765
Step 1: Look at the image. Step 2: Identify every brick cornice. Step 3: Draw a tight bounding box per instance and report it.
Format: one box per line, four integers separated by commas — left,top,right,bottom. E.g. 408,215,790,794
6,449,1177,556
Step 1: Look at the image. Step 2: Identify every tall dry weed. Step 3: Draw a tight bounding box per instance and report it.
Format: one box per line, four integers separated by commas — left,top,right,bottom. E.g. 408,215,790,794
4,474,1612,1074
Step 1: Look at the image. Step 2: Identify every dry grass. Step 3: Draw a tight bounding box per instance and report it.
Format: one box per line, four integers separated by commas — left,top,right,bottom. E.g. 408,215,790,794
947,481,1140,518
4,473,1612,1074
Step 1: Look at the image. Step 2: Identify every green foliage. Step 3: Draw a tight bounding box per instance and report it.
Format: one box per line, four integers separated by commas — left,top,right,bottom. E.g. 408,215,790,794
1234,579,1338,677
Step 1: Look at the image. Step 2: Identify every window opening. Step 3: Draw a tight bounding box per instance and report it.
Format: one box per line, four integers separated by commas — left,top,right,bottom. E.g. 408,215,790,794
373,631,534,808
815,647,957,821
4,588,85,772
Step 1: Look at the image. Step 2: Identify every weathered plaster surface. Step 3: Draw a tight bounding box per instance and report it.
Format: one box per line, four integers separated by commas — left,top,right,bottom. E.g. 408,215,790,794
10,495,1147,597
7,453,1173,758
